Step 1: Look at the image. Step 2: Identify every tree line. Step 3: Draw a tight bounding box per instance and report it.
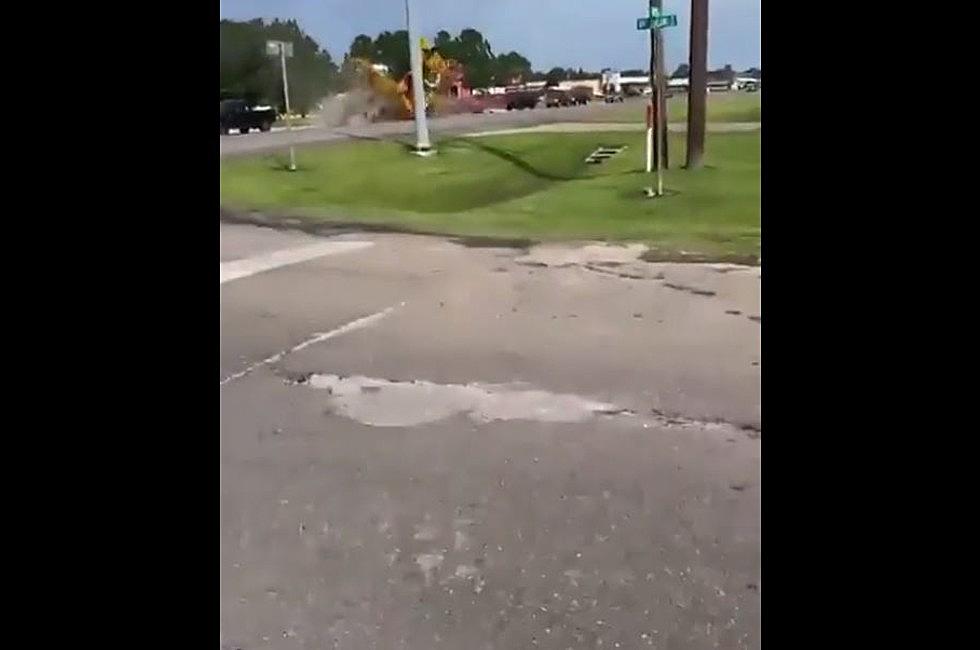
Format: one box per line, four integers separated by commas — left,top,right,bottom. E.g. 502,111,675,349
220,21,537,110
219,19,339,114
343,28,532,90
220,17,760,112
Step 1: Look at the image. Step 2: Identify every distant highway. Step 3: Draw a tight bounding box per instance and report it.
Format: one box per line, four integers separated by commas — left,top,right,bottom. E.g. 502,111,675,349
219,100,646,158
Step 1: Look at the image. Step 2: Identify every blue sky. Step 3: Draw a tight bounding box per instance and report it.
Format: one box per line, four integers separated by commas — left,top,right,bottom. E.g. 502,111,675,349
219,0,760,72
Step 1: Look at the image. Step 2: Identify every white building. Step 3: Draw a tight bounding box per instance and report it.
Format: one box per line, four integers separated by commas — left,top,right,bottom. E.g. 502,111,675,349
600,69,621,94
601,70,653,95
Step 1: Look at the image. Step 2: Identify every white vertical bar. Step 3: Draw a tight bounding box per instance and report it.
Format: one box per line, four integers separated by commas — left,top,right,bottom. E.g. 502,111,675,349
280,45,296,171
405,0,432,152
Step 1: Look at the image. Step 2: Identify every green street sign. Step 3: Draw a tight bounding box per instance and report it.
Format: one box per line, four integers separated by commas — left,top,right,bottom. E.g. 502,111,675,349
649,6,661,19
637,14,677,30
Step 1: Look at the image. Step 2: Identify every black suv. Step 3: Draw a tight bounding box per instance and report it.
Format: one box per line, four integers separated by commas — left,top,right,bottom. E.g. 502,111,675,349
220,100,277,135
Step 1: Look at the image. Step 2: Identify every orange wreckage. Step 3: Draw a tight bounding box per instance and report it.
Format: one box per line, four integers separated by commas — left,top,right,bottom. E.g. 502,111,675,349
353,38,469,120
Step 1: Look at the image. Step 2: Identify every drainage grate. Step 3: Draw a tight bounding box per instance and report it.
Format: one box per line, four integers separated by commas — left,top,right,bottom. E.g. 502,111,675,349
585,145,627,164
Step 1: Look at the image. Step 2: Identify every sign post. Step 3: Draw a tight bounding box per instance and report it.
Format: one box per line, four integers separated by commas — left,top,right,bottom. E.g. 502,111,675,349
647,8,656,177
266,40,296,171
654,0,669,170
636,4,678,197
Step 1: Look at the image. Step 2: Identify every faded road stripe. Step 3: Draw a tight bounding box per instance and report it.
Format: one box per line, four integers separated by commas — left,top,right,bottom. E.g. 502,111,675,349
219,305,401,387
220,241,374,285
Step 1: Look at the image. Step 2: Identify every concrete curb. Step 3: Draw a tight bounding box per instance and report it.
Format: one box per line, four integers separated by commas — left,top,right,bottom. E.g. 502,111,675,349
218,209,759,266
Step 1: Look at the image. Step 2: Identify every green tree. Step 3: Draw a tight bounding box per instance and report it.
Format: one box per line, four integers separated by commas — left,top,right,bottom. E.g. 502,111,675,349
219,19,271,102
671,63,690,78
434,30,456,58
494,52,532,85
372,30,411,78
219,18,339,114
342,27,535,90
545,67,567,87
349,34,374,60
456,28,493,61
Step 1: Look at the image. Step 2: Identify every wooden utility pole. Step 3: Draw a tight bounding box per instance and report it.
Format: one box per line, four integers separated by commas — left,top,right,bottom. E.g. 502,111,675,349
686,0,708,168
648,3,658,173
653,0,669,169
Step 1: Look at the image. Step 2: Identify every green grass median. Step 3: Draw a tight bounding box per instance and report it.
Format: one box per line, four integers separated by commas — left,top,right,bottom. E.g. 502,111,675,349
584,91,761,124
220,130,760,263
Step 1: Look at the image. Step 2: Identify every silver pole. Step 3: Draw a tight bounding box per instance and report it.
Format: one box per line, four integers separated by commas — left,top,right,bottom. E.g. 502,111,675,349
405,0,432,154
280,44,296,171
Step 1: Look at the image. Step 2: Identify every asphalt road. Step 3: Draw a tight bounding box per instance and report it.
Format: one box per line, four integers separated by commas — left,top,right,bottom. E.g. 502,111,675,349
220,100,645,158
219,223,761,650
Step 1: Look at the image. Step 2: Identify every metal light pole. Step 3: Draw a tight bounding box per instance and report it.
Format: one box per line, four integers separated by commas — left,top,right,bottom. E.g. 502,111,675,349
405,0,433,155
279,45,296,171
267,40,296,171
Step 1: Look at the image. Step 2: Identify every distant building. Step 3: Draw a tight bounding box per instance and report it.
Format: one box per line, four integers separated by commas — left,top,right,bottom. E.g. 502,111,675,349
601,69,652,95
442,63,471,98
659,65,760,93
600,69,621,94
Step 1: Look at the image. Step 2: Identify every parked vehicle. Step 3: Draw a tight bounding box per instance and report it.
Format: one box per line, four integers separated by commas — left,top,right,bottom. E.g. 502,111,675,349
604,93,625,103
504,90,542,111
545,89,572,108
220,99,277,135
568,86,594,105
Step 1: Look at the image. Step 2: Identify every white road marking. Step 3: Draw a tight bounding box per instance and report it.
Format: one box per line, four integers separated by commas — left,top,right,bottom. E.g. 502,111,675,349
219,305,400,387
220,241,373,285
269,125,316,133
223,125,316,135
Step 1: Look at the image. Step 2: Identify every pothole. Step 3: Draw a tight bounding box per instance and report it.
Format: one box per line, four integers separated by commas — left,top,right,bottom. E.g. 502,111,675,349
292,374,625,427
286,374,759,436
516,243,648,268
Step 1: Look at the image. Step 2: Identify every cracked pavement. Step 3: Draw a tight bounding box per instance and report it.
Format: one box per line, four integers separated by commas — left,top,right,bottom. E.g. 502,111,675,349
220,223,761,650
